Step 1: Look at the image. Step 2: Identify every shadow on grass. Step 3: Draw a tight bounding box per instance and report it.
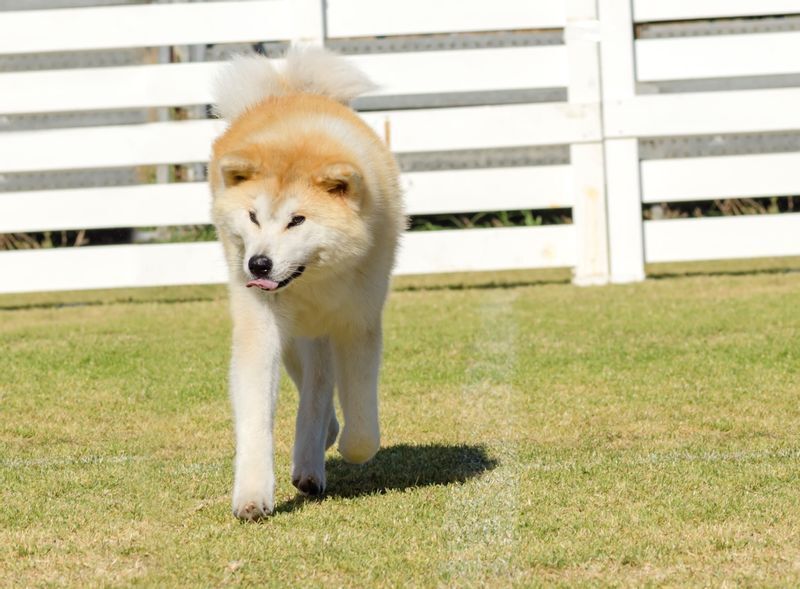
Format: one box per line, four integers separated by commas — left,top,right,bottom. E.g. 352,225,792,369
0,295,220,312
274,443,497,514
649,265,800,281
394,278,570,293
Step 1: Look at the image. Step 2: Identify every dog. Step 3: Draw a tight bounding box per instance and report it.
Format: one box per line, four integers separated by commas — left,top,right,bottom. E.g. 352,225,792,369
209,47,404,520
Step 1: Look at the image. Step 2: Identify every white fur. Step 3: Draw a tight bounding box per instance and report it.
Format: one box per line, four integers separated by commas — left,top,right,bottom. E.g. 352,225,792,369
283,337,339,494
282,46,377,104
213,46,377,122
211,54,282,122
228,286,281,520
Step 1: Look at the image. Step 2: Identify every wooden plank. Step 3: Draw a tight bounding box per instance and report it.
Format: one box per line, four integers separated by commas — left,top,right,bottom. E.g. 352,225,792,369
0,103,599,174
0,120,222,174
642,152,800,203
570,143,610,285
354,46,568,95
645,213,800,263
0,1,293,55
599,0,645,283
326,0,565,37
0,46,568,116
0,166,570,233
293,0,325,45
0,242,227,294
0,62,217,116
364,103,601,152
637,32,800,82
0,183,211,234
566,0,610,285
604,138,645,283
403,166,571,215
0,225,575,293
396,226,576,275
604,87,800,139
599,0,637,104
634,0,800,23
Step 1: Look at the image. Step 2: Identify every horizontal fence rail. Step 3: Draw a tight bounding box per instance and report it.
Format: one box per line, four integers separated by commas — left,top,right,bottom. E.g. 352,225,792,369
633,0,800,22
641,153,800,202
1,0,800,294
0,166,572,234
0,46,568,115
0,104,599,174
0,226,576,294
645,214,800,263
0,1,294,55
637,32,800,82
325,0,565,37
603,87,800,139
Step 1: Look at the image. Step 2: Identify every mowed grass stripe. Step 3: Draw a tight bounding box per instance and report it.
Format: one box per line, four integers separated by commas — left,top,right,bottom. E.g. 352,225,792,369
444,290,521,583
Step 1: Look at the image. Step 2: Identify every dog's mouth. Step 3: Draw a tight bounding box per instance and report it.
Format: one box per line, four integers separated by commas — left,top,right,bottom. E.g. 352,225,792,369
246,266,306,292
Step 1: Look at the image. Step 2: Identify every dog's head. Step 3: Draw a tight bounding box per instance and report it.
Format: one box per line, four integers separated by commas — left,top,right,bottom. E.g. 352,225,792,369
210,139,371,292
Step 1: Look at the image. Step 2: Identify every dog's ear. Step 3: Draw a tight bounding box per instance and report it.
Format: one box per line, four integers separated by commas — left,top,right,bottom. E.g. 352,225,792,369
315,163,362,198
218,151,259,188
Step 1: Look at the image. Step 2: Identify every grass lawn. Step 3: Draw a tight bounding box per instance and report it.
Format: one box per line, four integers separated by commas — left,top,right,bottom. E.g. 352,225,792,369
2,258,800,587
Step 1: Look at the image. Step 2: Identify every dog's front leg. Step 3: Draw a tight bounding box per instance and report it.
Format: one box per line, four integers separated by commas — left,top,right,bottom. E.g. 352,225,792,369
229,289,282,520
332,325,382,464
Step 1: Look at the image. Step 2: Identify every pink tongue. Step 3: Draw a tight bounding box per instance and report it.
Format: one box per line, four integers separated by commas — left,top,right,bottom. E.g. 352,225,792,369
246,278,280,291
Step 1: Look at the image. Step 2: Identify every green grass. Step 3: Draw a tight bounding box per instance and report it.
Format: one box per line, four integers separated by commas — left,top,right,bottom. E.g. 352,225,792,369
2,258,800,587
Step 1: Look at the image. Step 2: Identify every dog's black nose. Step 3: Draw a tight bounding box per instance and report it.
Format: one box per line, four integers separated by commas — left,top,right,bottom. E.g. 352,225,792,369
248,255,273,278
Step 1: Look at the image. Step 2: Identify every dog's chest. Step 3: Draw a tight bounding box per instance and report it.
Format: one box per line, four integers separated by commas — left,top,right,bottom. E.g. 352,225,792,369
282,290,349,338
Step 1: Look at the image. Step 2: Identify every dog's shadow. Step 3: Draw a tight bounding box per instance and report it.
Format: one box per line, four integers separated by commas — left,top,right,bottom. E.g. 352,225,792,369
275,443,497,514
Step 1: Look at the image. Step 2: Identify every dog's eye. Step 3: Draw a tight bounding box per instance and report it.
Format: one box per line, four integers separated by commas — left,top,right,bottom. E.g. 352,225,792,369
248,210,259,226
287,215,305,229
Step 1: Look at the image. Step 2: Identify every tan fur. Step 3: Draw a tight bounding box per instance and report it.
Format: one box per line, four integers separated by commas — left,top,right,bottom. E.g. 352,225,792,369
211,93,404,335
209,57,404,519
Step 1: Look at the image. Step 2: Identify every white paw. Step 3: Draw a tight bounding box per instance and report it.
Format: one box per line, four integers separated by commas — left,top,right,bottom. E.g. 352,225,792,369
232,474,274,521
338,427,380,465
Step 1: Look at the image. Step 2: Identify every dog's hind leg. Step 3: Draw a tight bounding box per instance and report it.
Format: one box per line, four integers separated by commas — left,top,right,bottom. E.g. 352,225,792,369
285,337,337,496
284,337,339,452
332,325,382,465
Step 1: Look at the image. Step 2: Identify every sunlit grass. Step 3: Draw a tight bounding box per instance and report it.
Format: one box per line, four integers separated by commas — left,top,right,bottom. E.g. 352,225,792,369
2,258,800,586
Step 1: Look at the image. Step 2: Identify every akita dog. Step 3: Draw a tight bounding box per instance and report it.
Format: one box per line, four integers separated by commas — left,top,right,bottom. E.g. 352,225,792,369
209,48,404,520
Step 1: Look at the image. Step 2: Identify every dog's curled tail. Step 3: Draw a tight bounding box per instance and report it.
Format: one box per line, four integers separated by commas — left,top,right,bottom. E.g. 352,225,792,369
212,46,376,121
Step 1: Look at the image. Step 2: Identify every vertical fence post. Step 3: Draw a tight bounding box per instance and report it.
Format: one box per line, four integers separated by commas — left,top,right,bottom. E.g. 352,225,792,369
598,0,645,283
567,0,610,286
292,0,326,46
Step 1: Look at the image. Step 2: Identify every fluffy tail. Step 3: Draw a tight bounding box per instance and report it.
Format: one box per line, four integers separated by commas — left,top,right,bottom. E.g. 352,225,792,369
212,46,376,121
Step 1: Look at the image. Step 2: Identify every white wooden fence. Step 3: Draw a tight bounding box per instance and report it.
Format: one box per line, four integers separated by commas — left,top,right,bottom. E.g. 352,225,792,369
602,0,800,281
0,0,799,294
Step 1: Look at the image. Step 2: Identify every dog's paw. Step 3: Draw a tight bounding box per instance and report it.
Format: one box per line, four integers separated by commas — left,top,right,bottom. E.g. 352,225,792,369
292,473,325,497
291,458,326,497
232,499,272,521
232,477,274,521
